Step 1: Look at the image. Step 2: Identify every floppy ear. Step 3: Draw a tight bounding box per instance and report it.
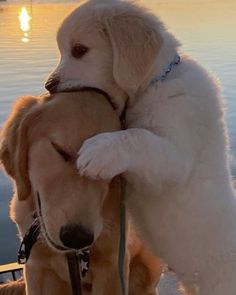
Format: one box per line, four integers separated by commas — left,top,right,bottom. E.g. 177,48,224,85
14,112,34,201
104,8,162,97
0,140,12,177
0,96,39,200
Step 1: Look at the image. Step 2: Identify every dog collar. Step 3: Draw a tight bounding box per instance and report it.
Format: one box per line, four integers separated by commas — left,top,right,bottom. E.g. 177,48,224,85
17,212,90,278
18,213,40,264
150,53,181,86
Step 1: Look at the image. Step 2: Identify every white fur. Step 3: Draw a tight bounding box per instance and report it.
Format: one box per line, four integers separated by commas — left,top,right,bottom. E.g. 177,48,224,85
47,1,236,294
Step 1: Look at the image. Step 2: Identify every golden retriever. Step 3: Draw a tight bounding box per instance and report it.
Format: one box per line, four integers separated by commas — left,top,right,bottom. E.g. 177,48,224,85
45,1,236,294
0,91,162,295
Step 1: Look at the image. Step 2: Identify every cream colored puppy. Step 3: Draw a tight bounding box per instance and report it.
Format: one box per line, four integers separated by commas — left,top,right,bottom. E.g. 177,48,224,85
45,1,236,294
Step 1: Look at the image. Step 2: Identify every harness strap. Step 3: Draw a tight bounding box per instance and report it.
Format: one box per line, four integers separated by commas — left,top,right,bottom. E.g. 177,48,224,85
118,179,127,295
67,252,82,295
18,214,40,264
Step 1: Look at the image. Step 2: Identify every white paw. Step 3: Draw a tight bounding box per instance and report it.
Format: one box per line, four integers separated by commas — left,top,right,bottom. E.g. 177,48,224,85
77,132,130,180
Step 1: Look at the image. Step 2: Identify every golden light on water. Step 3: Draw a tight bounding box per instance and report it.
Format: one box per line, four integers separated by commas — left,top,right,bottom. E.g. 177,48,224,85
18,7,31,43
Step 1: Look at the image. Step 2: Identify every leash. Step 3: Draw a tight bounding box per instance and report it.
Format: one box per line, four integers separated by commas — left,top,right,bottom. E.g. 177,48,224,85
118,89,128,295
67,252,82,295
118,179,127,295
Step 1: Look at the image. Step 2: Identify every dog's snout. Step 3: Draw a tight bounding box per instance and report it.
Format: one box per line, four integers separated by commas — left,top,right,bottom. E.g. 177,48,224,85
45,77,60,93
60,224,94,250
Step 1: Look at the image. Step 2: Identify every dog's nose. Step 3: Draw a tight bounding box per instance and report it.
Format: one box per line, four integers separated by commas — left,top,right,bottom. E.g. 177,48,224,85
45,77,60,93
60,224,94,250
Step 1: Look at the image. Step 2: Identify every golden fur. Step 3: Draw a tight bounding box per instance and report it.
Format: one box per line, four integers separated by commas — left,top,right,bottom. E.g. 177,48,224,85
0,279,25,295
0,92,162,295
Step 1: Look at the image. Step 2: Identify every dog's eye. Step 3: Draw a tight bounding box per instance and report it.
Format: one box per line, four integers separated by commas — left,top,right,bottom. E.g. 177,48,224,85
51,142,72,162
71,44,89,59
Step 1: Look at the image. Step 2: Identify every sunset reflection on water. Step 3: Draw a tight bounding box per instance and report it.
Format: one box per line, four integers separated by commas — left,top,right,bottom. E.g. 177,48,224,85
18,6,31,43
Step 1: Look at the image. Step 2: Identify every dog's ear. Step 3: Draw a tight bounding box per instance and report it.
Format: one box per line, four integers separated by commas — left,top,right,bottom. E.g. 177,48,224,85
14,111,33,201
0,140,12,176
0,96,39,200
103,7,162,97
14,102,44,201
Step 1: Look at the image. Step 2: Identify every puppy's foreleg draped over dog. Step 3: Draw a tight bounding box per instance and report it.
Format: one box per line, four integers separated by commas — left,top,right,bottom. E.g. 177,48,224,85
77,128,193,190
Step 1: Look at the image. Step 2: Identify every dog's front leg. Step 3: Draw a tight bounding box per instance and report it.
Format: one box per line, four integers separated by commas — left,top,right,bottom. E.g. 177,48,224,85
77,128,193,192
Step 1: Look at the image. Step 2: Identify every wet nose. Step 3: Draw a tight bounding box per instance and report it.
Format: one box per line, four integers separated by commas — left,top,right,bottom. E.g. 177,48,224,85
45,77,60,93
60,224,94,250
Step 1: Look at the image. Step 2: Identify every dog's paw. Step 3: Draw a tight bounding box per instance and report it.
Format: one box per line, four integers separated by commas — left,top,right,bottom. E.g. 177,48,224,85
77,132,130,180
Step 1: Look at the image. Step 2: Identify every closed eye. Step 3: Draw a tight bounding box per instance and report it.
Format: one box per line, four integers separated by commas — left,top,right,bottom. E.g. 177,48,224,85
51,142,72,162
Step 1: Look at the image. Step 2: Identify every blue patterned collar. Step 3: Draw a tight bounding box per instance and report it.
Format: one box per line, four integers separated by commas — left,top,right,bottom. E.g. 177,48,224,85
150,53,181,86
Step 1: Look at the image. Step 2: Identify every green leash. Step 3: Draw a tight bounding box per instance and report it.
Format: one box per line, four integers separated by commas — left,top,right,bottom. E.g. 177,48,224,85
118,179,127,295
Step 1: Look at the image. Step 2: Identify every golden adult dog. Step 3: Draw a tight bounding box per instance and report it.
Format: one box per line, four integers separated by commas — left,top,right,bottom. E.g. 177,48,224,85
0,92,162,295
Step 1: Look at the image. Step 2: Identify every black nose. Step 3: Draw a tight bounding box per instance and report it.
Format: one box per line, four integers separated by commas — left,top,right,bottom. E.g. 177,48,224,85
45,77,60,93
60,224,94,250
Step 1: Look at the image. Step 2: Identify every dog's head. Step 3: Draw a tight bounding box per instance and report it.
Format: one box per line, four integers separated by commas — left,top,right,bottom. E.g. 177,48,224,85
45,0,180,114
0,92,120,251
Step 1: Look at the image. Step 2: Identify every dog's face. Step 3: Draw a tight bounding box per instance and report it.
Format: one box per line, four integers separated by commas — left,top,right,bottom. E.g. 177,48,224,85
0,92,120,251
52,12,123,109
45,0,163,113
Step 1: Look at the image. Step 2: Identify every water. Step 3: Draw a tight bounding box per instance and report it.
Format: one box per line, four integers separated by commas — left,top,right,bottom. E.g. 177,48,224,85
0,0,236,264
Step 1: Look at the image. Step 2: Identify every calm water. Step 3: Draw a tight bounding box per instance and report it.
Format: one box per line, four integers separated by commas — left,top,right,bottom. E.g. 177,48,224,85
0,0,236,264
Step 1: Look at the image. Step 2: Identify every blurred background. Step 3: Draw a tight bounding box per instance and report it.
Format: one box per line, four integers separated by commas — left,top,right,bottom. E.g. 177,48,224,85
0,0,236,264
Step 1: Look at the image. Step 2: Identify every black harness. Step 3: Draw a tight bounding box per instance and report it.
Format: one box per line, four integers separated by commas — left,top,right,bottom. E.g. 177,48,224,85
18,213,40,265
